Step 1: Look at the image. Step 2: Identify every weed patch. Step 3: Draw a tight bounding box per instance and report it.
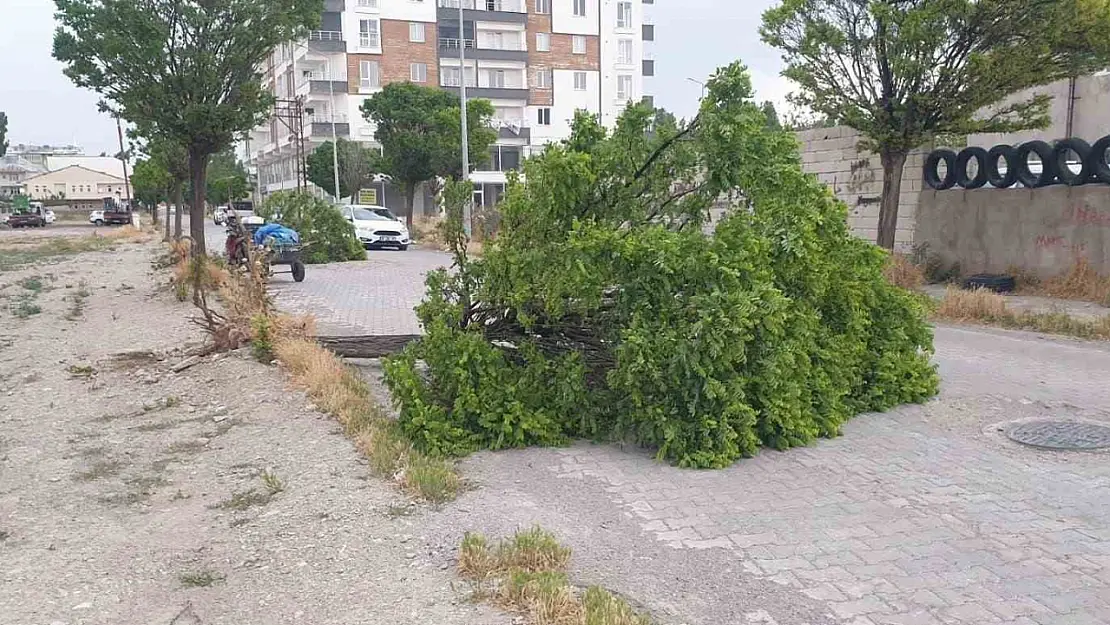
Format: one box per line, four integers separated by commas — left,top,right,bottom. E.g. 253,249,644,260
67,364,96,378
883,253,925,290
0,231,143,272
458,528,651,625
1016,257,1110,306
19,276,45,292
933,287,1110,340
64,280,90,320
275,338,460,503
179,570,225,588
10,296,41,319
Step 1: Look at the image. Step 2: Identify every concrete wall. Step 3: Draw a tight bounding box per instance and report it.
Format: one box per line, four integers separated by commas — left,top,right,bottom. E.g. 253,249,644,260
795,126,928,249
969,73,1110,149
915,186,1110,279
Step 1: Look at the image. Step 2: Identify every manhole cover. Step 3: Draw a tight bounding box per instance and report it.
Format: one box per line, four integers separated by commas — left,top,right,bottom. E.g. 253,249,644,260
1006,420,1110,451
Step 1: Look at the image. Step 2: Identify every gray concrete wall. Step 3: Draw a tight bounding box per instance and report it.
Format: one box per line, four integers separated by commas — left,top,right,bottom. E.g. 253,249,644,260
968,73,1110,148
795,126,929,249
915,186,1110,279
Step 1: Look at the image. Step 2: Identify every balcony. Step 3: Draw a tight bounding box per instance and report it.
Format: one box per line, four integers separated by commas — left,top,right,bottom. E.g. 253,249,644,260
297,77,349,95
439,37,528,62
324,0,344,10
307,113,351,138
490,118,530,141
308,30,345,53
437,0,527,23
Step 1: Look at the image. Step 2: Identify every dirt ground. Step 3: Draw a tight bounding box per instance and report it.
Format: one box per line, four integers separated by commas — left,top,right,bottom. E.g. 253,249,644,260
0,236,510,625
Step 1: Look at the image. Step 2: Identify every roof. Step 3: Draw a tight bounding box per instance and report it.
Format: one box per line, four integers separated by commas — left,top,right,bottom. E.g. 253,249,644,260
0,155,45,175
46,156,128,179
22,164,126,184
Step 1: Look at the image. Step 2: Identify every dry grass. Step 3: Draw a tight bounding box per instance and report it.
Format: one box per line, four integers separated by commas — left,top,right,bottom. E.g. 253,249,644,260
458,528,652,625
274,338,460,503
932,286,1110,340
1017,257,1110,306
884,253,926,290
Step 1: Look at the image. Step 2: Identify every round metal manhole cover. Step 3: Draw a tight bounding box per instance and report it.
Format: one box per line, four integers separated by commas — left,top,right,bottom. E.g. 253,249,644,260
1006,420,1110,451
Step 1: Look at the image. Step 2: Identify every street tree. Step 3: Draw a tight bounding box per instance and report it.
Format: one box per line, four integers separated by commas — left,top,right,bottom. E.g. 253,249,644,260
53,0,322,253
0,112,7,157
131,157,170,210
307,139,379,201
205,150,250,207
761,0,1110,249
760,101,782,130
361,83,496,227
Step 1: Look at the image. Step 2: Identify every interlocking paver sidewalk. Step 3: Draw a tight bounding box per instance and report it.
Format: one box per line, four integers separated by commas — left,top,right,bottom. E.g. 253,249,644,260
268,244,1110,625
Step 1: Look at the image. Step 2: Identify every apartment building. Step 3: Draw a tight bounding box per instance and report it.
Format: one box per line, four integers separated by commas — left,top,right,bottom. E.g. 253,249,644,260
247,0,653,213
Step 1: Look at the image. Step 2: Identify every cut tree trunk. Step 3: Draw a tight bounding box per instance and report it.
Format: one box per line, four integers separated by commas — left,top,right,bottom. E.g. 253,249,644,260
188,150,209,255
877,150,908,251
316,335,419,358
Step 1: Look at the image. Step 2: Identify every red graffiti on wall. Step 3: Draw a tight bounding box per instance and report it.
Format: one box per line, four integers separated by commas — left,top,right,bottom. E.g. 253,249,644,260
1034,234,1087,254
1072,207,1110,227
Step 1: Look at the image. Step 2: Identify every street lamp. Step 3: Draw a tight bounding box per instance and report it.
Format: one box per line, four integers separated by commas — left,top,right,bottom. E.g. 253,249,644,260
686,77,707,99
458,0,472,237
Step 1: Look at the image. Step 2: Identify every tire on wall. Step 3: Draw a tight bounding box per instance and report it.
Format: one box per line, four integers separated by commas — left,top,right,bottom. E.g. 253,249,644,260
986,144,1019,189
1053,138,1092,186
1090,134,1110,185
1015,140,1057,188
955,147,989,189
924,149,959,190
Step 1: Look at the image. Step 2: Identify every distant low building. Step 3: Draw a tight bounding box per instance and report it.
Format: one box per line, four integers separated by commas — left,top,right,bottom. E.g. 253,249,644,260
46,155,128,180
7,143,84,170
0,155,46,198
22,165,128,211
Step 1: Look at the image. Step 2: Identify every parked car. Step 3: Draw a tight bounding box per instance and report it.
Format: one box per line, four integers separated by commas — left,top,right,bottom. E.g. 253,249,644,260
44,209,56,224
341,205,411,250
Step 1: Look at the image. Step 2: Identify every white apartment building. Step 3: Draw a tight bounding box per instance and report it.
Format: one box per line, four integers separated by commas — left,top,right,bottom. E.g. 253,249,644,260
246,0,654,214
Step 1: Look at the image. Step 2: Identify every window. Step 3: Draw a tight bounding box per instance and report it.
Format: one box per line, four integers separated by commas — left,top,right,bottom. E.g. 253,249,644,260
359,60,381,91
532,68,552,89
410,63,428,82
617,74,633,100
617,39,633,64
572,35,586,54
616,1,633,28
357,0,378,7
536,32,551,52
642,59,654,76
359,19,380,49
409,22,425,42
442,66,461,87
574,71,587,90
535,0,551,13
573,0,586,17
537,108,551,126
642,24,655,41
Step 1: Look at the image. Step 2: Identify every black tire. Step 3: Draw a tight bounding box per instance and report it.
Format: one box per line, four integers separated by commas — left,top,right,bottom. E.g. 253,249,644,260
964,273,1016,294
986,144,1018,189
1053,138,1092,186
94,219,104,226
924,149,959,190
956,147,989,189
1090,134,1110,185
1015,140,1056,188
398,244,409,251
291,261,306,283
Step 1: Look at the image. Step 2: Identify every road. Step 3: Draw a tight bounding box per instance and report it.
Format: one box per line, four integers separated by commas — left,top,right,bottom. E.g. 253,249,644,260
219,226,1110,625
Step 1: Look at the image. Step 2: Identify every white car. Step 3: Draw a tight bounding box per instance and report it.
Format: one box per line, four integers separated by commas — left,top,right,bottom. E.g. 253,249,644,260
44,209,56,224
341,205,410,251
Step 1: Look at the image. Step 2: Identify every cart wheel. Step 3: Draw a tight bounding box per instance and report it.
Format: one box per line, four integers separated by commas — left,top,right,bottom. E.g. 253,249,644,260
291,260,306,283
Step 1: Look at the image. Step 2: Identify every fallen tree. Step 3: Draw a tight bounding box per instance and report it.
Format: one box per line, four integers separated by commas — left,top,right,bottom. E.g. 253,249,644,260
316,334,421,359
383,63,939,468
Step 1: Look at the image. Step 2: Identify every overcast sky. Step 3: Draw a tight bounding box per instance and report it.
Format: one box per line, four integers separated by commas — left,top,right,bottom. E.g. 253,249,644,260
0,0,790,156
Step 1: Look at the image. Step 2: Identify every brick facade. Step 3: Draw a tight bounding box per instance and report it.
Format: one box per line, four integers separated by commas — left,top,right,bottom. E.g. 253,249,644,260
525,10,598,107
346,20,439,93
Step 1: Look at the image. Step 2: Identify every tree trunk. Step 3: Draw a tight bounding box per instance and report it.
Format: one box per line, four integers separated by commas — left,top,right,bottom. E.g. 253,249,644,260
151,200,159,226
188,150,209,255
404,183,416,230
877,150,909,251
163,193,171,242
173,183,184,241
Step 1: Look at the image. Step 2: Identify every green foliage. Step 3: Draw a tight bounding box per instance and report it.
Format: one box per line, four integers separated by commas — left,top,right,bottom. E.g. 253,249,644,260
205,150,250,206
258,191,365,264
307,139,379,200
360,82,496,223
250,314,274,363
0,112,7,157
383,63,939,469
760,0,1110,249
53,0,322,252
131,157,170,207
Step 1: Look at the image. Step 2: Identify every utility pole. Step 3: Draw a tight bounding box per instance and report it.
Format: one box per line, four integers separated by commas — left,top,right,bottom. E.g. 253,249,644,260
329,67,341,203
458,0,472,237
115,115,132,210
